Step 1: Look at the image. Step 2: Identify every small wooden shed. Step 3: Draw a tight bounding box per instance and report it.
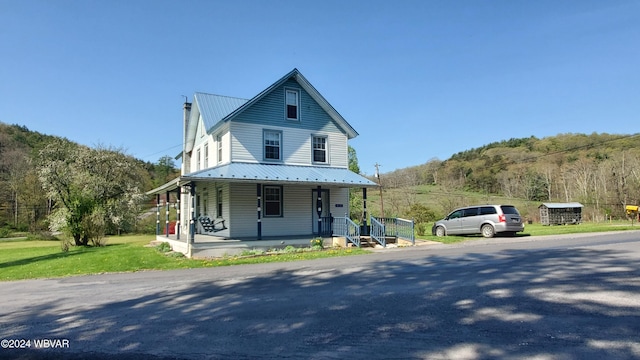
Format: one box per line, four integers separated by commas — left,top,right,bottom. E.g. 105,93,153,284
539,202,584,225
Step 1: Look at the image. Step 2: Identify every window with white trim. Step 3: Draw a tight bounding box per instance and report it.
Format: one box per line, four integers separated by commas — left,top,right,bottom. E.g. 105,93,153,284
217,188,223,218
264,130,282,161
216,135,222,163
196,148,201,171
204,143,209,168
264,185,282,217
285,89,299,120
312,136,327,163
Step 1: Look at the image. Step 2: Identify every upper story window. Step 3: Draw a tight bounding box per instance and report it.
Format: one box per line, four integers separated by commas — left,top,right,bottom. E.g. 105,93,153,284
204,143,209,168
196,148,201,171
312,136,327,163
216,135,222,163
285,89,299,120
264,130,282,161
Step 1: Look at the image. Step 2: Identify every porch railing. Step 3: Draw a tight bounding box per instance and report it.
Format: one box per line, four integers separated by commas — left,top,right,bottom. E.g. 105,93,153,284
372,217,415,245
333,216,360,247
318,216,333,236
370,216,386,247
395,217,415,245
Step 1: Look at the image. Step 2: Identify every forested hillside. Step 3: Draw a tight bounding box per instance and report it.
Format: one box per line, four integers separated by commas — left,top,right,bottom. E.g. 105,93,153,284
377,133,640,220
0,122,179,233
2,123,638,234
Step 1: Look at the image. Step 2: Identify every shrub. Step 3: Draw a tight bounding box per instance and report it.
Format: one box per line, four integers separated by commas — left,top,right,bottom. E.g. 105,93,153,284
310,237,324,250
0,227,11,238
155,242,171,253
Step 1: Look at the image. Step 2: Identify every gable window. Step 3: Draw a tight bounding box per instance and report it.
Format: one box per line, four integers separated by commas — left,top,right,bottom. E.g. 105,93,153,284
204,143,209,168
264,130,282,161
196,148,201,171
285,89,299,120
216,135,222,163
264,185,282,217
312,136,327,163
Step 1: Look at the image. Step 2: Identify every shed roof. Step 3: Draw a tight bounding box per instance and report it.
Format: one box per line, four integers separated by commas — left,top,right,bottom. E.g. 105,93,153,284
147,163,377,195
539,202,584,208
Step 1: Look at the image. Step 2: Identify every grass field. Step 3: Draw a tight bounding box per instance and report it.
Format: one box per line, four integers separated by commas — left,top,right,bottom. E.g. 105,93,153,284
2,221,639,281
0,235,369,281
417,220,640,244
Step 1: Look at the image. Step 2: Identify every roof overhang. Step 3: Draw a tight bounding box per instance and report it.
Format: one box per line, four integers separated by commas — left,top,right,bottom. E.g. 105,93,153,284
146,163,377,196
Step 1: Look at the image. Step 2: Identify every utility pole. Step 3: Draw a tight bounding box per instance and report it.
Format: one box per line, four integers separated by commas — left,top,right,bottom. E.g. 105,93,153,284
374,163,384,218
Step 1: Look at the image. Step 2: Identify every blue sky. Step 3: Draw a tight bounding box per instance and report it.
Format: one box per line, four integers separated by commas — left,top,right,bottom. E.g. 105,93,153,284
1,0,638,175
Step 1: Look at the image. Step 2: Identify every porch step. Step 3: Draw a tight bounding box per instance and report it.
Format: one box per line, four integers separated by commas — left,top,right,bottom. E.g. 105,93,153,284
358,236,397,248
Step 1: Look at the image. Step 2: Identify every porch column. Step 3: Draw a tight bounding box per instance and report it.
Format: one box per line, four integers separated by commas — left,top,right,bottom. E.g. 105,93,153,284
189,182,196,244
165,191,170,237
155,194,160,236
362,188,368,236
175,188,181,240
257,183,262,240
316,185,322,235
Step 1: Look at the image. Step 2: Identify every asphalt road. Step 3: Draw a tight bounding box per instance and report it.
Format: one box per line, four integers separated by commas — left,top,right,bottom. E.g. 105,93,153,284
1,231,639,360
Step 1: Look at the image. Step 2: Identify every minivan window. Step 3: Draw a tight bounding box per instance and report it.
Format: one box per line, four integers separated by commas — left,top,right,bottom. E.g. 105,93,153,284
480,206,497,215
448,210,462,219
501,206,520,215
462,208,478,217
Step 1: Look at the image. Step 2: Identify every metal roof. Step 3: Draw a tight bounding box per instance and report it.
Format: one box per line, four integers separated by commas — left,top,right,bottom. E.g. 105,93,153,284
185,163,378,186
194,93,249,131
185,69,359,146
147,163,377,195
540,202,584,208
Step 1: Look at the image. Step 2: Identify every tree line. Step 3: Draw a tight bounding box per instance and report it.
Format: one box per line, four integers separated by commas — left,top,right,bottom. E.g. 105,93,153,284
376,133,640,221
0,123,179,240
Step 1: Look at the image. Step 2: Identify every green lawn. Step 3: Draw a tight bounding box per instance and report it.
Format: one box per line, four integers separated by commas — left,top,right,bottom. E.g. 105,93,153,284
2,221,638,281
0,235,369,281
418,220,640,244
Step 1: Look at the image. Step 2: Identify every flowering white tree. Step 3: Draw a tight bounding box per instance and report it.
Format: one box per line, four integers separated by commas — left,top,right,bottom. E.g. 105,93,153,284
37,139,145,247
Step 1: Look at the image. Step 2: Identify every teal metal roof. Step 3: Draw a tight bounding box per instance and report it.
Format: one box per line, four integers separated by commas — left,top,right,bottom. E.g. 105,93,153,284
193,93,248,131
184,162,378,187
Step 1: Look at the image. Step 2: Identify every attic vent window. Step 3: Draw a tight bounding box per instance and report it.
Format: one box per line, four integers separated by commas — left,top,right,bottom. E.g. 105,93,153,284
285,89,299,120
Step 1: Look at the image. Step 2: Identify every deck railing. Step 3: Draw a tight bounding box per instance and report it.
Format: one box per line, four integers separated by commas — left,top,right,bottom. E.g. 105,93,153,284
370,216,386,247
395,217,415,245
333,216,360,247
372,217,415,245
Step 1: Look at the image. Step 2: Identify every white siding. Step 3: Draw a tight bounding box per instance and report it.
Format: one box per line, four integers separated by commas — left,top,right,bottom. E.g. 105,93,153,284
329,187,350,218
228,183,349,238
230,122,348,168
229,183,259,238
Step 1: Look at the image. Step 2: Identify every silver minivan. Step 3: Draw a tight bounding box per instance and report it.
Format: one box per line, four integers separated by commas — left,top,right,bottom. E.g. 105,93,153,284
432,205,524,238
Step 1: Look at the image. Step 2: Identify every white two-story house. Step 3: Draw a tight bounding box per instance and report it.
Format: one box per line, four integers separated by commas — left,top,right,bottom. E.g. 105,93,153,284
148,69,377,242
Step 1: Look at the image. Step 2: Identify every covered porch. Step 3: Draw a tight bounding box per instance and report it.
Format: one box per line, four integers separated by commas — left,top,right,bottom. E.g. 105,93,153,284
146,163,380,257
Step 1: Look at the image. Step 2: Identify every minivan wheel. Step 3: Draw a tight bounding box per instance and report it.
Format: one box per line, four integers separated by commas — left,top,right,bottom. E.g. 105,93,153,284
481,224,495,238
435,226,446,237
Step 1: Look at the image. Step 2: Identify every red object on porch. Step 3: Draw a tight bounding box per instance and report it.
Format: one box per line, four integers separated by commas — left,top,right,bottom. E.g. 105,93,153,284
164,221,176,235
